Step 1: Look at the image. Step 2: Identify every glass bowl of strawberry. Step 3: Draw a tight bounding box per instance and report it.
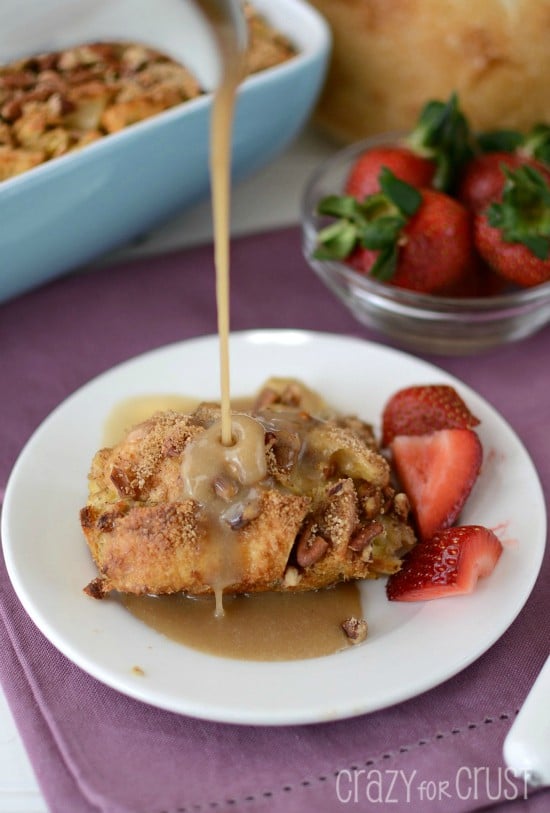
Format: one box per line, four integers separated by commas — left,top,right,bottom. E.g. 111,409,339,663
301,96,550,354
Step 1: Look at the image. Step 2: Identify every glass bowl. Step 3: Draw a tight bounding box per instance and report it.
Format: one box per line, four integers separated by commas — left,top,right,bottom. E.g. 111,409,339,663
301,134,550,355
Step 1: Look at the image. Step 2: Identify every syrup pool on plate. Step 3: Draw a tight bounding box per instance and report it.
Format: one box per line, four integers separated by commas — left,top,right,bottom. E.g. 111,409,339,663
106,391,364,661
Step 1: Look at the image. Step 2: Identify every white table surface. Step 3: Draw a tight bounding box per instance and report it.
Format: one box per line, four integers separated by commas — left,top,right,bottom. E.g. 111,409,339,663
0,126,335,813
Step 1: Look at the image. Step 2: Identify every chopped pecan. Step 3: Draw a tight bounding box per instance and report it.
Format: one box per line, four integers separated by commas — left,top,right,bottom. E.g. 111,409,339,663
83,577,107,600
79,505,97,529
317,478,358,552
269,429,301,472
0,71,35,90
110,464,141,499
36,69,66,91
382,485,396,514
357,481,382,519
254,381,309,411
1,98,22,122
341,617,368,644
295,521,329,567
348,521,384,553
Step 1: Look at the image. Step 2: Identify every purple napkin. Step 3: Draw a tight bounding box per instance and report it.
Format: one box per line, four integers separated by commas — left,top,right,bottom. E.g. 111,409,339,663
1,226,549,813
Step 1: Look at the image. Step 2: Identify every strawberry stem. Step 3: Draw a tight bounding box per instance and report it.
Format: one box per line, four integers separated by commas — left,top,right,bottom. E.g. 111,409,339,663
314,170,422,279
476,123,550,166
476,130,524,153
379,167,422,216
524,124,550,166
406,92,473,191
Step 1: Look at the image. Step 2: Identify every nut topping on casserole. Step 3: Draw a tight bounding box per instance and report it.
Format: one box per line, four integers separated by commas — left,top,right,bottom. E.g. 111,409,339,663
0,3,296,182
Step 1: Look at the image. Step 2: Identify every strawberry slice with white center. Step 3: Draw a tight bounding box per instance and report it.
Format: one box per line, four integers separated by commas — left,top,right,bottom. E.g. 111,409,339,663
386,525,503,601
391,428,482,541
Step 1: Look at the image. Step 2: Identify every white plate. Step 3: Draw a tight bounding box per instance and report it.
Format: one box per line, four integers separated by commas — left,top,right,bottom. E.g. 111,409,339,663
2,330,546,725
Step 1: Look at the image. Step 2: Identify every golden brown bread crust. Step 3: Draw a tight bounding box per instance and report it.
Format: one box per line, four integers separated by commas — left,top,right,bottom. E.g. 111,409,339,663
309,0,550,143
83,489,310,597
81,385,416,598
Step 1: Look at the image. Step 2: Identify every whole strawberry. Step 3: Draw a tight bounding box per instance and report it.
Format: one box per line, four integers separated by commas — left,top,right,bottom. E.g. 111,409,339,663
459,153,550,214
345,93,472,199
345,146,435,201
458,124,550,213
315,169,475,295
474,165,550,287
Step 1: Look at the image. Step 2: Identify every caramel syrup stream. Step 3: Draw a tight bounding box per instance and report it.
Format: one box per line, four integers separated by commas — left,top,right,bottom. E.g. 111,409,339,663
204,2,244,447
194,1,246,612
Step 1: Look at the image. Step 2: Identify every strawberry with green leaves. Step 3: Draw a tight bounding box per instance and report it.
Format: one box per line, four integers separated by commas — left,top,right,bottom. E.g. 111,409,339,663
386,525,503,602
315,168,475,295
459,124,550,213
345,146,435,201
474,164,550,287
345,93,472,199
459,153,550,215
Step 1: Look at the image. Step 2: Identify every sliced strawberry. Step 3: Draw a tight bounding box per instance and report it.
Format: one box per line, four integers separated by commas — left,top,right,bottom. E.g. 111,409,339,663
381,384,480,447
391,429,482,541
386,525,503,601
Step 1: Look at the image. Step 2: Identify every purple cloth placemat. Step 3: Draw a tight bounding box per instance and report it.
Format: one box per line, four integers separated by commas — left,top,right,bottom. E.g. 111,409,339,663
0,226,549,813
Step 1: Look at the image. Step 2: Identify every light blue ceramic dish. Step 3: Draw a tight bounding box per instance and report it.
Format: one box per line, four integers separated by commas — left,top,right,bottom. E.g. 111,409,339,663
0,0,330,303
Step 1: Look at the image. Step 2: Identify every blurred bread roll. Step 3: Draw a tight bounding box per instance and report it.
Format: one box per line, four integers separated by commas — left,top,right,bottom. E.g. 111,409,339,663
308,0,550,142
